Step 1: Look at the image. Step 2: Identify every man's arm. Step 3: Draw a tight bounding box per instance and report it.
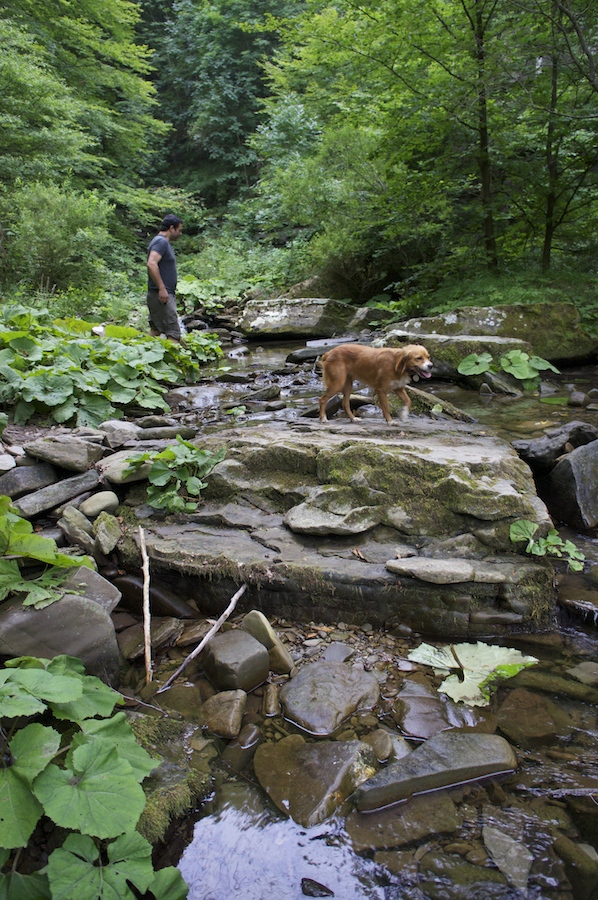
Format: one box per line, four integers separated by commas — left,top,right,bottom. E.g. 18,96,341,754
147,250,169,302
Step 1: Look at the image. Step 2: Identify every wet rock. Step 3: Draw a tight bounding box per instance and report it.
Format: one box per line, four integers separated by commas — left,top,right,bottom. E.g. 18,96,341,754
301,877,335,897
280,661,380,737
200,689,247,739
262,682,281,717
353,732,517,811
24,434,105,471
155,682,203,722
346,792,460,851
548,440,598,529
496,687,570,746
117,617,184,660
0,592,121,684
253,734,376,827
482,825,533,890
553,832,598,900
202,630,270,692
512,420,598,474
239,384,281,402
240,609,294,674
221,722,263,771
567,661,598,686
14,469,101,517
361,728,395,763
92,511,121,554
79,490,120,518
419,850,508,893
0,462,58,499
510,667,598,703
392,678,488,740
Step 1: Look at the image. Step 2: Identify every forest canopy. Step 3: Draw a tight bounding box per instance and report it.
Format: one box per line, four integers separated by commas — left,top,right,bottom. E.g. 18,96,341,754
1,0,598,321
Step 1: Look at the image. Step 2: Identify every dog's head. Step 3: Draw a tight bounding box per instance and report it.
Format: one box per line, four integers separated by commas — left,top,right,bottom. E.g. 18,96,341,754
397,345,433,381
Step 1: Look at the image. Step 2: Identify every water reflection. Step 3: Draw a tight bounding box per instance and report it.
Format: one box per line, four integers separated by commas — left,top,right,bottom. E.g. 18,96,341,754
178,783,391,899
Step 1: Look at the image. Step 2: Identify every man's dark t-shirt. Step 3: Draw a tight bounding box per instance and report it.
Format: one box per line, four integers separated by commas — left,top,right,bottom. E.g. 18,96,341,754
147,235,177,293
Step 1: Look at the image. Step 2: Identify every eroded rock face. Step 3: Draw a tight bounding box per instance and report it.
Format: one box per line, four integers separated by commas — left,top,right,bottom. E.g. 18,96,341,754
128,420,556,638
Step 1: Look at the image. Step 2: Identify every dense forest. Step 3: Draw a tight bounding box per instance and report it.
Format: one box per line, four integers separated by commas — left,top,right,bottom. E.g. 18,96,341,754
1,0,598,328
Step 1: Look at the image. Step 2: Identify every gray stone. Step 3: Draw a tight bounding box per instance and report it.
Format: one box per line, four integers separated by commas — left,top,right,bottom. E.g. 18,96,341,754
513,421,598,474
202,630,270,692
24,435,105,471
0,593,121,684
280,660,379,737
496,687,571,746
567,661,598,686
238,297,358,339
96,450,153,484
353,732,518,811
0,454,16,474
548,440,598,529
200,689,246,739
240,609,294,674
116,617,184,660
14,469,101,518
253,734,377,826
61,505,94,534
60,566,121,613
483,825,533,890
346,791,460,851
79,491,120,518
386,557,475,584
0,463,58,499
92,511,121,554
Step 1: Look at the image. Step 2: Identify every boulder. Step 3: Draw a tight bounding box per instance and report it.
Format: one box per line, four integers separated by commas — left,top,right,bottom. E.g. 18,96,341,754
201,630,270,692
253,734,377,826
394,303,598,363
24,435,105,471
512,421,598,474
237,297,383,339
279,660,379,737
547,441,598,529
124,421,556,638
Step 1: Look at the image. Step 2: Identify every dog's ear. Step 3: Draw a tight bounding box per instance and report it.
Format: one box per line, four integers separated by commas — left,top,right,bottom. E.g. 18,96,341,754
394,347,413,377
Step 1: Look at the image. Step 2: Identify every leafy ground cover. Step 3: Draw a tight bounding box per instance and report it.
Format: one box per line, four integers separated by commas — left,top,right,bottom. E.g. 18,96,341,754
0,305,222,428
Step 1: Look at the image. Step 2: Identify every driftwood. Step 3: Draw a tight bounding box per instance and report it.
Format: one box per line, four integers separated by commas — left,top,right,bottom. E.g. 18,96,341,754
156,583,247,694
138,526,152,685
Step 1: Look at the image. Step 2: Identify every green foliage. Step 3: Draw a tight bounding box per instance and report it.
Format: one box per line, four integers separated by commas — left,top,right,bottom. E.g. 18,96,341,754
0,183,115,293
125,436,226,513
0,305,222,427
0,495,93,611
510,520,585,572
0,655,188,898
458,350,559,390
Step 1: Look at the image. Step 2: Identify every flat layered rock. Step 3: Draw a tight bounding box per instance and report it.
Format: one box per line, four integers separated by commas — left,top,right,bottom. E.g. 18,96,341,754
353,732,518,811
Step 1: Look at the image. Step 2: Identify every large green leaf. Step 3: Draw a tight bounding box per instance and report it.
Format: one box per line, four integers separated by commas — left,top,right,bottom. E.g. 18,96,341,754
49,676,121,723
9,724,61,783
21,374,74,407
0,559,21,601
148,866,189,899
33,741,146,838
82,714,159,781
0,668,82,718
0,770,43,849
46,832,155,900
0,871,51,899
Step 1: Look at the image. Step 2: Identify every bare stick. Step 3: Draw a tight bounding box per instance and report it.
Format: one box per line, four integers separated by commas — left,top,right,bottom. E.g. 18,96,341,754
139,526,152,685
156,583,247,693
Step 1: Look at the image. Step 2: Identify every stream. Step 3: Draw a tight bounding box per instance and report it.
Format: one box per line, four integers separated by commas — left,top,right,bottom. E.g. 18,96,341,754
170,340,598,900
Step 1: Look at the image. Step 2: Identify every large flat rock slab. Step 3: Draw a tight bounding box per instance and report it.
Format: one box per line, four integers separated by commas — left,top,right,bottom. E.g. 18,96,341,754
120,420,556,638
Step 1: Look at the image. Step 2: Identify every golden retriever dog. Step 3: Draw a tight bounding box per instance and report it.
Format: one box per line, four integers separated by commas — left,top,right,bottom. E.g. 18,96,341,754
318,343,433,425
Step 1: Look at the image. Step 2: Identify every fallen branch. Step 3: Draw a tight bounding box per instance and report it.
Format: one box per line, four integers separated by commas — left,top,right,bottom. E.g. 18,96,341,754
156,583,247,694
139,526,152,685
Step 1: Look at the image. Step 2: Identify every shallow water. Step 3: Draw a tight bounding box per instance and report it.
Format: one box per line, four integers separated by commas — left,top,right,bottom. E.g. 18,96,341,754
176,341,598,899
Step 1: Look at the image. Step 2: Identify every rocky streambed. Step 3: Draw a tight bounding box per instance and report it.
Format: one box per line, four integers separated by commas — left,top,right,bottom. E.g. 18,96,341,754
0,299,597,897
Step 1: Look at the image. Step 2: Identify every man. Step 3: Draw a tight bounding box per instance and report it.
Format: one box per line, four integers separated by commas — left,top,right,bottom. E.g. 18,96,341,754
146,214,183,342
